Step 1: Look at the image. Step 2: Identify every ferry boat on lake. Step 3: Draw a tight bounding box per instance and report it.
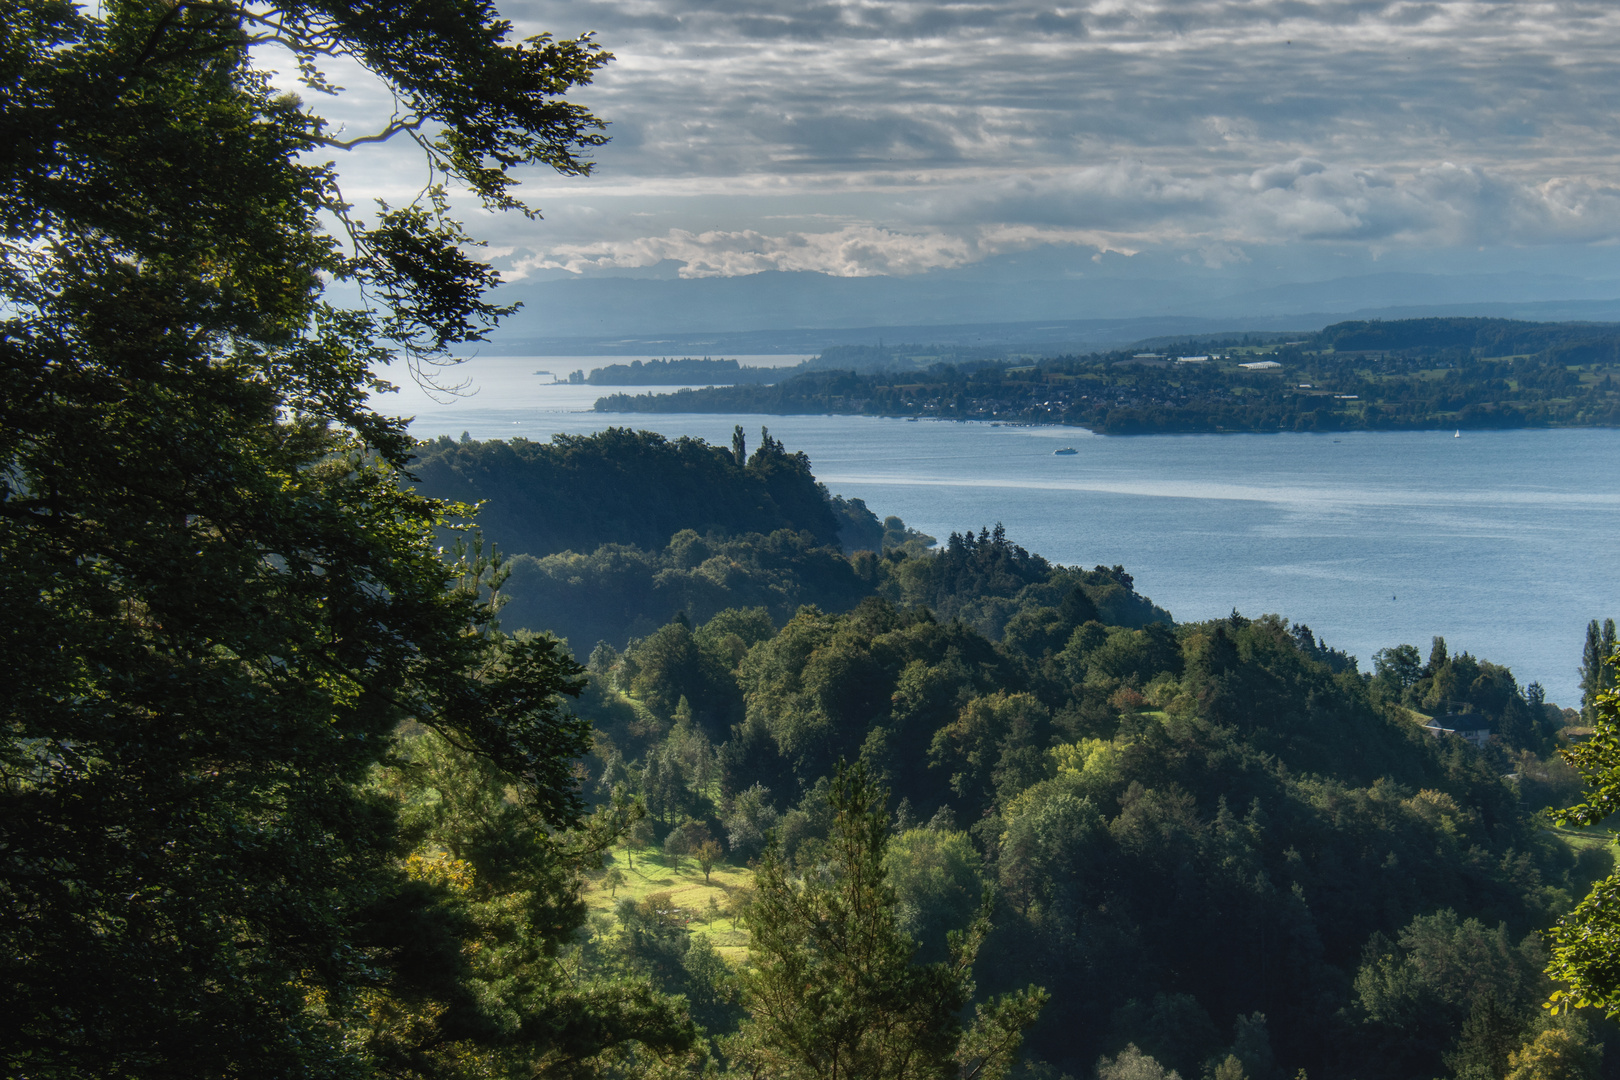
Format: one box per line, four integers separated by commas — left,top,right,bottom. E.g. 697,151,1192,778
1054,447,1078,455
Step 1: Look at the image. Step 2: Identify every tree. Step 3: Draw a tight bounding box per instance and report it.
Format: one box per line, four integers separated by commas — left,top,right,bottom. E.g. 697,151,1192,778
1430,636,1451,676
1445,991,1526,1080
0,1,675,1075
1096,1045,1183,1080
725,782,785,860
1373,644,1423,699
929,692,1052,813
1549,640,1620,1017
724,762,1046,1080
727,885,756,930
1581,621,1605,721
1504,1018,1602,1080
885,826,984,964
627,815,658,870
371,731,694,1075
1353,909,1544,1078
698,839,724,884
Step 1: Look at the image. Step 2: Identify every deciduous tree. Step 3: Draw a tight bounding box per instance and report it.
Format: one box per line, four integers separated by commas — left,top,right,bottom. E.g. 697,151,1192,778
699,838,724,884
1549,643,1620,1018
0,1,682,1075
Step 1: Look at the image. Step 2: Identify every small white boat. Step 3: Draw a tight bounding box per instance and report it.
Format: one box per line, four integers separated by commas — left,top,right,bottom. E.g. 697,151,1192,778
1454,429,1460,438
1054,447,1078,456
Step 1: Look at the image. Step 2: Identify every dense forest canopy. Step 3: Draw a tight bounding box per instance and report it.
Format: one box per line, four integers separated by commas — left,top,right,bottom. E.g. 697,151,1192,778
404,423,1620,1079
411,430,1161,653
564,528,1612,1080
411,426,843,555
1316,317,1620,359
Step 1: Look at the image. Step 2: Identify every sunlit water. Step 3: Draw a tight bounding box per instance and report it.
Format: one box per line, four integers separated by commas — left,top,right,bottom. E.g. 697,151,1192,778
378,356,1620,705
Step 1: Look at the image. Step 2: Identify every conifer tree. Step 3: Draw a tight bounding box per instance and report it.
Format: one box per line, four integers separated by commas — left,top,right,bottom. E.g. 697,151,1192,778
726,762,1046,1080
1581,621,1606,721
1604,620,1617,695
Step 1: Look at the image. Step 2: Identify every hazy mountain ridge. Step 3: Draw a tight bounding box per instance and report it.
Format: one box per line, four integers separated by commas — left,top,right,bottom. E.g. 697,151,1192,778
484,267,1620,355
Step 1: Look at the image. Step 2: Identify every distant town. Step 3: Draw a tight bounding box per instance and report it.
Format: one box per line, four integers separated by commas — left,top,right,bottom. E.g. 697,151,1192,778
593,317,1620,433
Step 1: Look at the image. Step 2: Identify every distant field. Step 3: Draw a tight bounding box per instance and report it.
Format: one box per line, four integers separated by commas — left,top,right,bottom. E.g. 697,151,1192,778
584,846,755,964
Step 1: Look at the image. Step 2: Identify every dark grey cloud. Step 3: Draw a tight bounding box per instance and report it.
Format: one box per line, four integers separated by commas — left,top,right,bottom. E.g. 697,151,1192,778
519,0,1092,42
503,0,1620,178
297,1,1620,277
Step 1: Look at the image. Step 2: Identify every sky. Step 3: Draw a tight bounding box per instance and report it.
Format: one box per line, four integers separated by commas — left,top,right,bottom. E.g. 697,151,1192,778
277,0,1620,301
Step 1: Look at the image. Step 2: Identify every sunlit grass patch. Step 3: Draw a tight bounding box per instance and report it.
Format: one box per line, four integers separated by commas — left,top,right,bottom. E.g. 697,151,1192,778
1545,822,1620,852
584,846,754,963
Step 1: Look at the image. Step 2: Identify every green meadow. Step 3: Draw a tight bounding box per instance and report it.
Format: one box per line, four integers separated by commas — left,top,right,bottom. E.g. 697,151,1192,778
586,846,756,964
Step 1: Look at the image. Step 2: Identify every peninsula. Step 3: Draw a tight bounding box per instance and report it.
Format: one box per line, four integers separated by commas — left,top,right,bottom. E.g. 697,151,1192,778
595,316,1620,433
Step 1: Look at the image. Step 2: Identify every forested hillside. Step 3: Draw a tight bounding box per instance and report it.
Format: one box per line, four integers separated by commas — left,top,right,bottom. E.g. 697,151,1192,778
418,428,1615,1080
1317,317,1620,360
584,358,783,385
416,432,1164,650
566,576,1607,1080
412,427,844,554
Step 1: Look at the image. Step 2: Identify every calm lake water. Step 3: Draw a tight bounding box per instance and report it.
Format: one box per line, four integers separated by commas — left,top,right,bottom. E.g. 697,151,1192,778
381,357,1620,706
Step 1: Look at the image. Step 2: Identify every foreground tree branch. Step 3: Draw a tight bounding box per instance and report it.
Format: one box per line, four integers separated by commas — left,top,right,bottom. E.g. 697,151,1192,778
0,2,684,1076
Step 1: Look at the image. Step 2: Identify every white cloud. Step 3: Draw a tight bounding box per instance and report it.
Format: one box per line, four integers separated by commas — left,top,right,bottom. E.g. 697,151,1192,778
504,158,1620,278
510,225,977,277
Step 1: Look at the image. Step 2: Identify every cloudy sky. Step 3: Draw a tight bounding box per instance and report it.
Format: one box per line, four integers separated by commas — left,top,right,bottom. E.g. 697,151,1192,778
288,0,1620,294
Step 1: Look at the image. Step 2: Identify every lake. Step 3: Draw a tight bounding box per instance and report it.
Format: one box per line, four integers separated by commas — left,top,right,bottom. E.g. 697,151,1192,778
381,356,1620,706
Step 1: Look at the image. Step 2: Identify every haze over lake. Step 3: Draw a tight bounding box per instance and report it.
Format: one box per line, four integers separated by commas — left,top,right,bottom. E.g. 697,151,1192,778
386,357,1620,706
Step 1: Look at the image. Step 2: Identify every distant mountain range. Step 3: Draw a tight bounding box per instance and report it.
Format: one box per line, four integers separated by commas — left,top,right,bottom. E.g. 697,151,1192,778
482,268,1620,355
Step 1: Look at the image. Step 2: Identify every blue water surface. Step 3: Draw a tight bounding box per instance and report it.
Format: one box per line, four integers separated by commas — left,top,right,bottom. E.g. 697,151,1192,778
382,359,1619,705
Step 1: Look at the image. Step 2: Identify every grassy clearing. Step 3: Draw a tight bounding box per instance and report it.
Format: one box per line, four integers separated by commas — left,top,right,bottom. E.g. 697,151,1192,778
1545,823,1619,852
583,846,756,964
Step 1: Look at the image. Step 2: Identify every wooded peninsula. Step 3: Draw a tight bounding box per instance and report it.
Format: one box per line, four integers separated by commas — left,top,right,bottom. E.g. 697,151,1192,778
595,317,1620,433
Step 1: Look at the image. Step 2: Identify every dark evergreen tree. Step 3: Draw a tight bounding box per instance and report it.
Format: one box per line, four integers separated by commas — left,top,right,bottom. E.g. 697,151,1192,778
725,763,1045,1080
1581,620,1606,721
